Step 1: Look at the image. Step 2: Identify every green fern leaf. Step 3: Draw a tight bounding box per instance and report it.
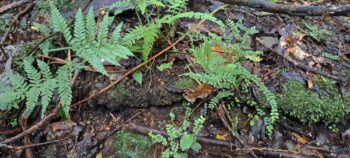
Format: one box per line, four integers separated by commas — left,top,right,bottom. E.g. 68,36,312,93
85,7,96,43
73,8,86,46
23,59,41,85
97,14,113,45
164,12,225,29
111,22,124,44
80,49,108,75
49,2,72,44
57,68,72,117
23,87,40,118
142,24,160,61
40,79,56,117
37,60,52,80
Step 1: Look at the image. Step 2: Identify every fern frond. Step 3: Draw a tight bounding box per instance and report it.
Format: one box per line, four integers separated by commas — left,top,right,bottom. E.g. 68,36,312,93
164,12,225,29
40,79,56,117
32,22,52,34
208,90,233,109
85,7,96,43
23,87,40,118
122,25,151,46
142,23,160,61
111,22,124,44
49,2,72,44
23,59,41,85
56,67,72,117
97,14,113,45
73,8,86,46
8,74,27,90
114,44,133,58
79,49,108,75
37,60,52,80
165,0,188,14
98,46,120,66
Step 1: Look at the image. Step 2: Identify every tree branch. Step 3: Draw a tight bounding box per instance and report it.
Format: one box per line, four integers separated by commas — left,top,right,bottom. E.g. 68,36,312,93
220,0,350,16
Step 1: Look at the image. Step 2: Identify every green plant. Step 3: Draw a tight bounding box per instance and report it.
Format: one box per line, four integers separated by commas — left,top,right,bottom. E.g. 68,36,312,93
277,80,350,124
0,58,78,118
149,107,205,158
111,0,225,63
321,51,339,61
114,130,152,158
9,118,18,127
157,62,173,72
48,4,134,75
183,19,279,135
301,22,333,43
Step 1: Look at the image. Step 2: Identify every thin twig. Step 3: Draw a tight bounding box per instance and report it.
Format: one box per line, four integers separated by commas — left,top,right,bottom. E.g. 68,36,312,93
0,0,29,15
0,105,62,145
14,137,69,150
0,2,34,46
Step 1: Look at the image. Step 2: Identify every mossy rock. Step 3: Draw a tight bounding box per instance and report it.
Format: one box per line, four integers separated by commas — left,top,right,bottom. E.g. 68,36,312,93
114,131,152,158
96,80,183,109
277,80,350,124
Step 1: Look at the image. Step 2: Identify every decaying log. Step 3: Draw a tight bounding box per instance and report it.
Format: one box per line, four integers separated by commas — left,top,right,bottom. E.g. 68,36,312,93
220,0,350,16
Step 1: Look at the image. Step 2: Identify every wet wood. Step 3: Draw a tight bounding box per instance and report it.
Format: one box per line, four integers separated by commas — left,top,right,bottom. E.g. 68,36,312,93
221,0,350,16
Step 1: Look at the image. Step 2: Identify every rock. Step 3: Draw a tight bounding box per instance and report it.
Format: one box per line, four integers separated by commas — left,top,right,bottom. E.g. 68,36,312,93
342,128,350,145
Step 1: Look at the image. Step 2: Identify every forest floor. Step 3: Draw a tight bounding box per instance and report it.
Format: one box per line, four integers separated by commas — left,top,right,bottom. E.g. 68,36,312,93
1,0,350,157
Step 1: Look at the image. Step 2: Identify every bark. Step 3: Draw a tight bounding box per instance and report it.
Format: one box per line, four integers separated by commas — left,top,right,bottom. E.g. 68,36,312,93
220,0,350,16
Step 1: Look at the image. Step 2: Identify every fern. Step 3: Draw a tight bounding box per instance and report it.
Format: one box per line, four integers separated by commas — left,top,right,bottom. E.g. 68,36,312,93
142,23,161,61
49,2,72,45
208,90,233,109
164,0,188,14
48,4,134,76
0,58,77,118
321,52,339,61
164,12,225,29
184,19,279,136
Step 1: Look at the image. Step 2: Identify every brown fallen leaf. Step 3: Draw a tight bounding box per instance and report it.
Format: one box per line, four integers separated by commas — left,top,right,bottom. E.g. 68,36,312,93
215,129,230,141
292,132,309,146
184,84,215,103
307,79,313,89
96,152,103,158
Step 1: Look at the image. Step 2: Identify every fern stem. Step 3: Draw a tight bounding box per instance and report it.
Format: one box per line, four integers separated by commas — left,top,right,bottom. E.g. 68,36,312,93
47,47,71,53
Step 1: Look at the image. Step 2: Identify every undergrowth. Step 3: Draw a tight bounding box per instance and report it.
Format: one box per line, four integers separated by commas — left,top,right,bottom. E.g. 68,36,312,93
0,0,224,119
184,19,278,136
114,130,152,158
149,105,205,158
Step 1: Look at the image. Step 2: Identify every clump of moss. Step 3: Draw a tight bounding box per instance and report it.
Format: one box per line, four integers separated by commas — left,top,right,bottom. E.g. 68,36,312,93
172,78,196,90
114,131,152,158
277,80,350,124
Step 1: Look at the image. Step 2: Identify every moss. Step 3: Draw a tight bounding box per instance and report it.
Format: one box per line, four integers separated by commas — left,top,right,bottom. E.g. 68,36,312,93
114,131,152,158
277,80,350,124
96,80,182,109
166,78,196,93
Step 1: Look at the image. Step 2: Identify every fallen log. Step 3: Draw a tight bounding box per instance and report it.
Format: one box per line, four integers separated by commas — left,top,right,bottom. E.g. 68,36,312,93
220,0,350,16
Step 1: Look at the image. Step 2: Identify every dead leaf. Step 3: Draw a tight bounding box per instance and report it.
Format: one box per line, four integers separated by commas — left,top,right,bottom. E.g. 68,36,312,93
211,45,235,64
184,84,215,103
307,80,313,89
215,129,230,140
96,152,103,158
292,133,309,146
